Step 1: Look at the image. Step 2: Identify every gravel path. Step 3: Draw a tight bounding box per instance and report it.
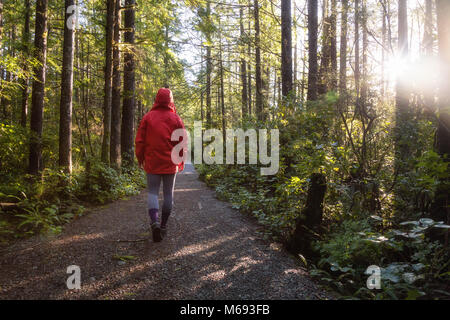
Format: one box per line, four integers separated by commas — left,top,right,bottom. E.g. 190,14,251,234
0,164,330,300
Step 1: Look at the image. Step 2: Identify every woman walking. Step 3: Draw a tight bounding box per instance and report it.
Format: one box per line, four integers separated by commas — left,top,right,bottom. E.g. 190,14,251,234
135,87,186,242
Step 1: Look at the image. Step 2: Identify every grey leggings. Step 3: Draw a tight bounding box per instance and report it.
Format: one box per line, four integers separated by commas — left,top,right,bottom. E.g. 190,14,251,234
147,173,177,213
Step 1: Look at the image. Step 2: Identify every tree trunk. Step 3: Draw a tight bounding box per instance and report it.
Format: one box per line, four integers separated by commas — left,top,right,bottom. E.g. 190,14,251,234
387,0,393,53
248,9,252,116
433,0,450,223
293,37,298,100
110,0,121,168
206,44,212,128
395,0,410,165
205,3,212,128
423,0,435,115
164,25,169,85
0,1,2,120
355,0,360,101
281,0,293,98
240,6,248,119
262,65,270,120
361,0,368,109
339,0,348,99
29,0,48,175
101,0,115,164
318,0,330,95
307,0,318,101
200,43,204,125
58,0,76,174
0,0,3,45
74,30,88,162
424,0,433,57
381,0,386,97
254,0,263,120
301,48,306,102
220,56,226,143
121,0,136,168
219,19,226,143
330,0,337,91
20,0,31,128
1,28,14,122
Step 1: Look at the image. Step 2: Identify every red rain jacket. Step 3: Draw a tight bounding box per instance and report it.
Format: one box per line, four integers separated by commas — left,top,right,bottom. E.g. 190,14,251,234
135,88,186,174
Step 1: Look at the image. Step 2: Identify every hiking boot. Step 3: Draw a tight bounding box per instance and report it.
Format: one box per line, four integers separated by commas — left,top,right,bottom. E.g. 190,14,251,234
151,222,162,242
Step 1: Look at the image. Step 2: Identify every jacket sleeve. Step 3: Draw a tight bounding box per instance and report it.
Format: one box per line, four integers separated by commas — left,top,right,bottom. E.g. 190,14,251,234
135,115,147,164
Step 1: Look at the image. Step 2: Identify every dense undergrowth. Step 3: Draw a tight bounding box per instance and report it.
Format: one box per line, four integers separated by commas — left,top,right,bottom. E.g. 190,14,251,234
0,122,146,243
196,95,450,300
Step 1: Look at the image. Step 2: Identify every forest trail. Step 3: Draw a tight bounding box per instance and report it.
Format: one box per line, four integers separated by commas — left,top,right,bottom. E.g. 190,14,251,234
0,164,329,300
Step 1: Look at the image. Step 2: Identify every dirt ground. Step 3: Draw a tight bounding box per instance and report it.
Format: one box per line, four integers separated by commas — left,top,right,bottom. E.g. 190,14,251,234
0,164,331,300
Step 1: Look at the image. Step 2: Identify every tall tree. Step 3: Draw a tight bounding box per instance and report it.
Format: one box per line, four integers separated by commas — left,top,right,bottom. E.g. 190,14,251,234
433,0,450,221
200,42,204,126
20,0,31,128
307,0,318,101
247,7,252,115
381,0,387,96
354,0,360,101
330,0,337,90
254,0,263,120
339,0,348,98
219,33,226,143
101,0,115,164
59,0,76,174
361,0,368,108
29,0,48,175
281,0,293,98
240,5,248,118
424,0,433,56
318,0,330,95
293,16,298,99
423,0,434,114
205,2,212,128
110,0,121,168
0,0,2,45
121,0,136,168
164,25,170,85
1,25,14,121
395,0,409,154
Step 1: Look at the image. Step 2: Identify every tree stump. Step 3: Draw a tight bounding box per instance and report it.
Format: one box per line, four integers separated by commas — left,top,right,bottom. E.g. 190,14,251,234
287,173,327,256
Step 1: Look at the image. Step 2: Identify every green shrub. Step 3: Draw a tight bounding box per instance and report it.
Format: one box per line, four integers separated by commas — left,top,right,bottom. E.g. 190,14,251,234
76,163,145,204
315,219,384,268
0,123,28,177
310,217,450,299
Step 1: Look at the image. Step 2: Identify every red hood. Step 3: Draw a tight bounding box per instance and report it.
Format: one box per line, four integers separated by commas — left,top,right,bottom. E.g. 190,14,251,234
151,88,177,113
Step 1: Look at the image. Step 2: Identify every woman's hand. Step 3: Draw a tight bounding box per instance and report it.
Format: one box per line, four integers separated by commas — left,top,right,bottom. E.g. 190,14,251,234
139,160,145,170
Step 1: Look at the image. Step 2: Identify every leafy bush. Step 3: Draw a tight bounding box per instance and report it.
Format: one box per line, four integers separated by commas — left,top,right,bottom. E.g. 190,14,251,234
315,219,384,268
310,217,450,299
0,158,146,241
15,201,73,236
0,123,28,177
76,163,146,204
